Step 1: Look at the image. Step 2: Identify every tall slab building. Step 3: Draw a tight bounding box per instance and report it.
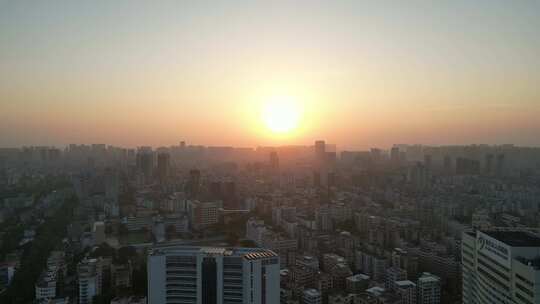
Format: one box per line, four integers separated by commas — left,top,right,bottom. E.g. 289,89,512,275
148,246,280,304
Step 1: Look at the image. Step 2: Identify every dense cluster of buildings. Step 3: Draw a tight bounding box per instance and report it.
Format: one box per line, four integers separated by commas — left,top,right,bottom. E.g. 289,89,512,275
2,141,540,304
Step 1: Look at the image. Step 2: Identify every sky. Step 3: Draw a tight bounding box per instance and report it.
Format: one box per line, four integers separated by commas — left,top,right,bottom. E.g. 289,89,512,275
1,0,539,149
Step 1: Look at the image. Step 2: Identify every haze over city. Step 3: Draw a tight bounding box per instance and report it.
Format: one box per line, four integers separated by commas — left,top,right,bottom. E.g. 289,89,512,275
2,0,540,149
4,2,540,304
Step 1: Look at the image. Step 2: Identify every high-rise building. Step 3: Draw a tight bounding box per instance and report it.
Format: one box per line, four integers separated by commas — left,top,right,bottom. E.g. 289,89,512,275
462,229,540,304
315,140,326,168
424,154,432,170
443,155,452,173
269,151,279,170
187,200,222,230
93,221,106,245
395,280,417,304
417,272,440,304
147,246,280,304
136,150,154,181
385,267,407,291
484,154,494,174
104,168,119,202
157,152,171,182
391,147,400,165
187,169,201,198
77,258,110,304
496,154,505,175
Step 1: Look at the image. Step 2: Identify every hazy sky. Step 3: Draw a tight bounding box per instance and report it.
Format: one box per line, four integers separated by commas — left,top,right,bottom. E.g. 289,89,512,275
1,0,539,149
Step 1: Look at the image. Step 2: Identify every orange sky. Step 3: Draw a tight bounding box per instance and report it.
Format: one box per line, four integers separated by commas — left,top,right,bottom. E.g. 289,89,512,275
1,1,539,149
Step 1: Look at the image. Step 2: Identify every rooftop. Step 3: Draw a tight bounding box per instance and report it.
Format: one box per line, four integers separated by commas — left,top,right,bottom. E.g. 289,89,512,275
304,289,321,297
395,280,416,287
482,230,540,247
150,245,278,260
347,273,370,281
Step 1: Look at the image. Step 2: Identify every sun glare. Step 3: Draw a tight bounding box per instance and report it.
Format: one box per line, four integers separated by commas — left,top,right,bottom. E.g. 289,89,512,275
261,96,302,134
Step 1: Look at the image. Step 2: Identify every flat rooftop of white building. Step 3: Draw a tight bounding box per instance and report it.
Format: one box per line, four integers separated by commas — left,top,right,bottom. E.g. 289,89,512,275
150,245,278,260
482,230,540,247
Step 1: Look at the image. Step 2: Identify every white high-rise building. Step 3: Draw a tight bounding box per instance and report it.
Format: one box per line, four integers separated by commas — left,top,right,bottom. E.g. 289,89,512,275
78,259,98,304
417,272,440,304
147,246,280,304
77,257,110,304
462,229,540,304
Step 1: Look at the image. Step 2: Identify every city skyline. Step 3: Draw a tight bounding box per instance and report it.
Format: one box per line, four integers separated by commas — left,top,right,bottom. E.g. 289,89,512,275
2,1,540,149
0,140,537,152
4,2,540,304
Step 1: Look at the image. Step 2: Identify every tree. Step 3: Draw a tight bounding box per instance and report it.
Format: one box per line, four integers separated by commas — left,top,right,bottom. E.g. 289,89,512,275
1,196,76,304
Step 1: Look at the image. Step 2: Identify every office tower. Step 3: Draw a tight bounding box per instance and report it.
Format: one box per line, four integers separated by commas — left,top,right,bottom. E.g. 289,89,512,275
496,154,505,175
209,181,222,200
424,154,432,170
222,181,236,207
187,169,201,197
391,147,400,165
136,150,154,181
104,168,120,217
104,168,119,202
269,151,279,170
147,246,280,304
48,148,61,162
399,151,407,163
484,154,494,174
325,151,337,167
417,272,441,304
443,155,452,173
462,229,540,304
407,162,428,189
315,140,326,165
303,288,322,304
313,171,321,188
93,221,106,245
157,152,171,182
370,148,382,162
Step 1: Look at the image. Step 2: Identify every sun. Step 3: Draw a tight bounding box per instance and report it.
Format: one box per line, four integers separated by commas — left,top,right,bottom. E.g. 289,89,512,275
261,96,302,134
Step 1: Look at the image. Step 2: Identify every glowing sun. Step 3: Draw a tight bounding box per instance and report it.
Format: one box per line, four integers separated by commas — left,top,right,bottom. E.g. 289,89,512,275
261,96,302,134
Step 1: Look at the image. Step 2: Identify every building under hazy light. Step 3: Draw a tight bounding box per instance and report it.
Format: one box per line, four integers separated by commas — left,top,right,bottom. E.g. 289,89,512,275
462,229,540,304
147,246,280,304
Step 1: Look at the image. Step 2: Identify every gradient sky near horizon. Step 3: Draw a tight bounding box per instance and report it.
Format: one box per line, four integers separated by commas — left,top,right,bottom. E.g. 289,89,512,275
1,0,540,149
